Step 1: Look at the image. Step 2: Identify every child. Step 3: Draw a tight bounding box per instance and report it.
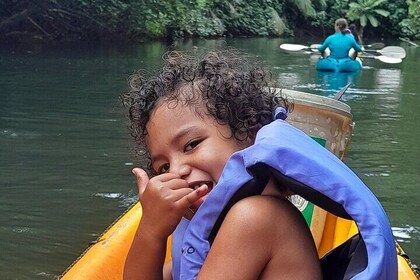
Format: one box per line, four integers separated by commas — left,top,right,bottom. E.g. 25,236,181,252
347,23,362,45
122,49,322,279
346,23,363,59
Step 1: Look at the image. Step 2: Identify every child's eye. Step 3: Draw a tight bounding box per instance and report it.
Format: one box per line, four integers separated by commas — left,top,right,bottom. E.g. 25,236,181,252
184,139,202,152
157,163,170,174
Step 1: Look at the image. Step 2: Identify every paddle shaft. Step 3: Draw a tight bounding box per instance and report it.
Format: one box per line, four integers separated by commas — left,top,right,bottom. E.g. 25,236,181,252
334,83,352,100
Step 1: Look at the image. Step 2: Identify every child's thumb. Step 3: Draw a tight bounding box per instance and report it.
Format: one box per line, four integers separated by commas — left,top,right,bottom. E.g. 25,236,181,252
132,168,149,197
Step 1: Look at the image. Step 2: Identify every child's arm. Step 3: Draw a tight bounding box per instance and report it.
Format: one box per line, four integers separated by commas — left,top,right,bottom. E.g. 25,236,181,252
197,195,321,280
124,168,207,280
124,222,167,280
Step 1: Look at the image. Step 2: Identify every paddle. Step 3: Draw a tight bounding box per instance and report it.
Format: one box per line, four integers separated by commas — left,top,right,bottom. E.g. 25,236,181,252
280,43,320,51
280,43,386,51
399,37,419,47
359,55,402,64
363,42,385,49
363,46,406,59
334,82,351,100
280,43,403,64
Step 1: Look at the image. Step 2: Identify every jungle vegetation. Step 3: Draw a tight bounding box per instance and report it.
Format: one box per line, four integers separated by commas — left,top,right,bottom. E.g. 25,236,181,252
0,0,418,43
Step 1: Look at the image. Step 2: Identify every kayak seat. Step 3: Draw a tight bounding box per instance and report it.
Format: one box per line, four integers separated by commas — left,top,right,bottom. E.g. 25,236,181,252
320,233,367,280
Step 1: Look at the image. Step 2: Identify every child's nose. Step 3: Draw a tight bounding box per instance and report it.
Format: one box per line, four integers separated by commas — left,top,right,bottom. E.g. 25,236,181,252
178,165,191,179
170,161,191,179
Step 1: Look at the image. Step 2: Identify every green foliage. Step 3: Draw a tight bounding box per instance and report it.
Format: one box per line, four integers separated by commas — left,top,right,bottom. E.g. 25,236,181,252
346,0,390,39
310,0,328,11
124,2,170,37
385,0,407,24
379,0,407,37
179,0,226,37
0,0,415,41
286,0,316,18
212,0,288,36
346,0,390,28
400,0,420,39
74,0,128,34
311,11,327,28
123,1,226,38
305,0,350,36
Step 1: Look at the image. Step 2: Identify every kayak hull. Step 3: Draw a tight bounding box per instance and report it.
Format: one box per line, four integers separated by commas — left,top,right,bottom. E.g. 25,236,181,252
316,57,362,72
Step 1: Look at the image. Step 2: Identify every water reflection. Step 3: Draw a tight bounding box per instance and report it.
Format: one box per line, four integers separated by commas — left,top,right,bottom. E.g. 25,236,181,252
375,68,402,91
315,71,360,96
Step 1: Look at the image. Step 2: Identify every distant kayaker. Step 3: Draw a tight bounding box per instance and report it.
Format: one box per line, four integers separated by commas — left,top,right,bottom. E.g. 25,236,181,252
122,49,322,280
347,23,362,44
318,18,362,60
346,23,364,59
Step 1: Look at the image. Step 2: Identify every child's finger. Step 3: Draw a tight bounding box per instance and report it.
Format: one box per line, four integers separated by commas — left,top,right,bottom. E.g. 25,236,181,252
132,168,149,198
182,184,209,207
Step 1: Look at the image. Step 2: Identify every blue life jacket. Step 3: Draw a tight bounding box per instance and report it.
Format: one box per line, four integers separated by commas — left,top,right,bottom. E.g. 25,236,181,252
171,219,189,280
175,119,397,279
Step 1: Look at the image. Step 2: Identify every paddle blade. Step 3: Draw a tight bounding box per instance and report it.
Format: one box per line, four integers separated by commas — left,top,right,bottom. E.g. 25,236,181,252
375,55,402,64
360,54,402,64
279,44,309,51
365,42,385,49
378,46,406,59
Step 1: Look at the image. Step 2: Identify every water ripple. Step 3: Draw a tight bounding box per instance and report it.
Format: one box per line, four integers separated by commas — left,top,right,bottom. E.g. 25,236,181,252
392,225,420,243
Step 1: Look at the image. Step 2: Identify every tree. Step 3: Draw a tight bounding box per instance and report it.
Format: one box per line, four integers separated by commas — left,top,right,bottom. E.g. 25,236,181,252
285,0,327,19
346,0,390,39
400,0,420,39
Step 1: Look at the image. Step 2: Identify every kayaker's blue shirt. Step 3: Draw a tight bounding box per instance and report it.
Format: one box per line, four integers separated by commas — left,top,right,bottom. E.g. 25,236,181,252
318,32,362,59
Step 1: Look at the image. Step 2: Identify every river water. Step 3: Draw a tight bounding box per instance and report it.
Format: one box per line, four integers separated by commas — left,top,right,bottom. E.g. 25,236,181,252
1,38,419,279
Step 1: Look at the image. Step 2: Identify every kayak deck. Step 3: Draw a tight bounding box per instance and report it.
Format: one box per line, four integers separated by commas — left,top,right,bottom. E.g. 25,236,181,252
316,57,362,72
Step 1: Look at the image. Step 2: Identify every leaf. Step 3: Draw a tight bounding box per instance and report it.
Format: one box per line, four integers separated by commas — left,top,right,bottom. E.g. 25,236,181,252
317,0,328,10
367,15,378,27
374,9,390,17
360,15,367,27
372,0,388,8
348,2,359,8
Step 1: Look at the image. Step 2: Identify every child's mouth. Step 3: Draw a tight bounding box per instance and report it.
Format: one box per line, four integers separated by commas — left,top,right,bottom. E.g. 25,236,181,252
190,181,214,191
185,181,214,219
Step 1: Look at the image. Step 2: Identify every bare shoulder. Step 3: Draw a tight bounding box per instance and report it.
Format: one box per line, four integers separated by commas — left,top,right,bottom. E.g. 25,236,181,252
228,195,306,227
224,195,315,250
198,195,322,280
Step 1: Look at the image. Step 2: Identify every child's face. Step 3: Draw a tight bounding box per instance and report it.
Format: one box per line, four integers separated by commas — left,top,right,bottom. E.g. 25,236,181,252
145,101,249,212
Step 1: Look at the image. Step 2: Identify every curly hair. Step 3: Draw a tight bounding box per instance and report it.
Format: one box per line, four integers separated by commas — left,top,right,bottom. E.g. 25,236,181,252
122,49,289,170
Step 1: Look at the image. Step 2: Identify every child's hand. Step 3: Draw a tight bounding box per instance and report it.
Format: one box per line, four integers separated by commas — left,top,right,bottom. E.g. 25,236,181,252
132,168,208,239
